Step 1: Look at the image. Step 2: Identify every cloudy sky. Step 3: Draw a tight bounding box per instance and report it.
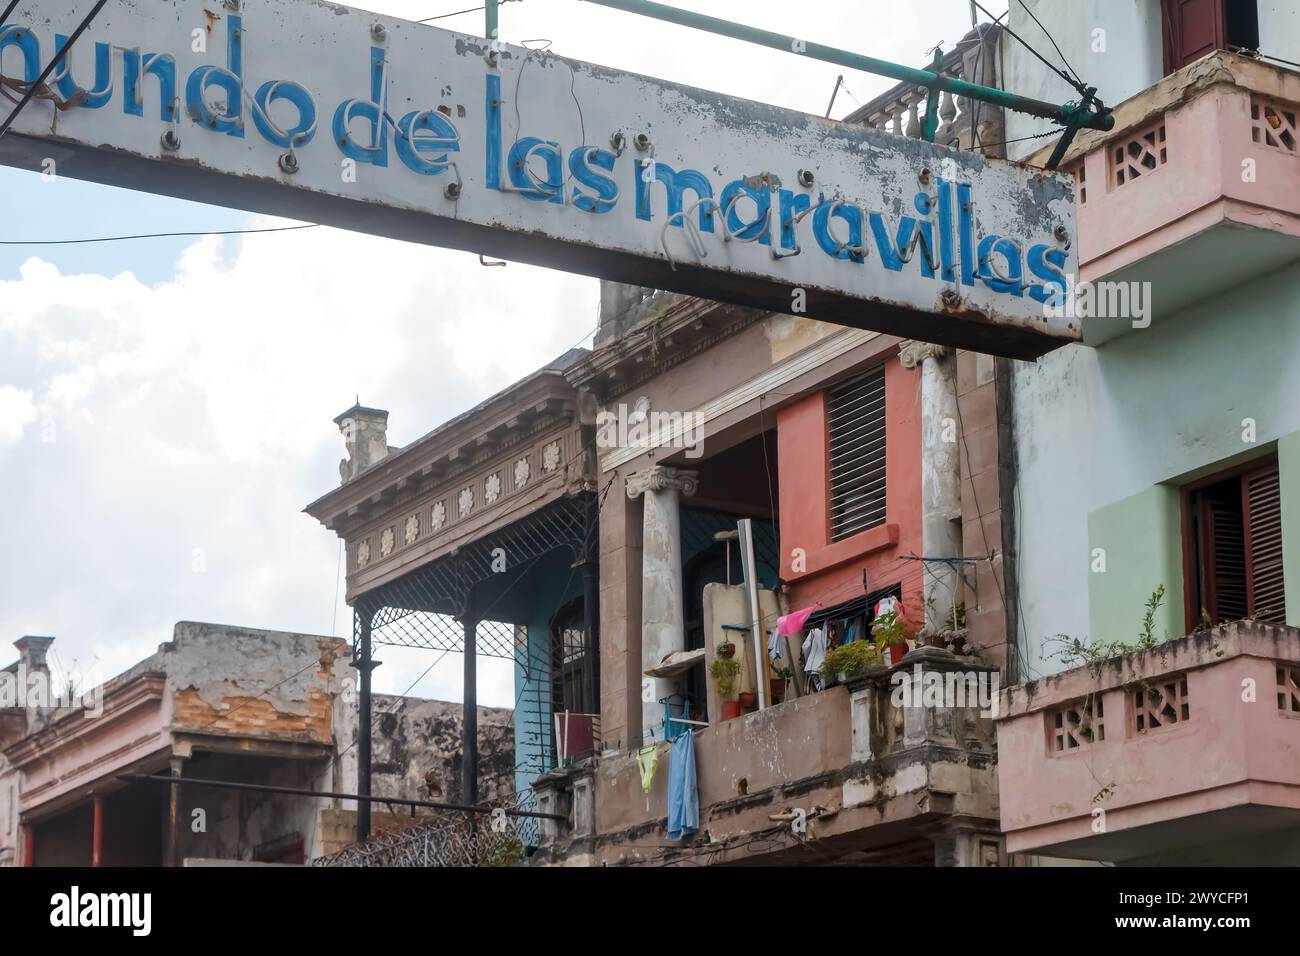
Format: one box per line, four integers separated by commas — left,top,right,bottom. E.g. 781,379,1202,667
0,0,1006,706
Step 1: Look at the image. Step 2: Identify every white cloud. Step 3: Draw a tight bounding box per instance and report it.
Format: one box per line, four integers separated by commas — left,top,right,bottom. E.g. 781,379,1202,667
0,220,596,705
0,385,37,446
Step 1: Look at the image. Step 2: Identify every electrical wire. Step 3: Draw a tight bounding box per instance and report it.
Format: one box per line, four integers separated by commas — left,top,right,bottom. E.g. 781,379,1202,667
969,128,1059,151
418,0,522,24
965,10,1008,152
0,0,110,140
1013,0,1084,87
970,0,1088,98
0,223,319,246
0,0,20,30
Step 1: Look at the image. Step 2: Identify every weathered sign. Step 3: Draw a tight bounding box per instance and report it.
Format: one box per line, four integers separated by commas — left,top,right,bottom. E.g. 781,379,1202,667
0,0,1079,357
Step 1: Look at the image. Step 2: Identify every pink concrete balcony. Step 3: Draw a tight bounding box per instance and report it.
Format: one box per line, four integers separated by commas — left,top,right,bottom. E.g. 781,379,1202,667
1027,52,1300,344
996,621,1300,862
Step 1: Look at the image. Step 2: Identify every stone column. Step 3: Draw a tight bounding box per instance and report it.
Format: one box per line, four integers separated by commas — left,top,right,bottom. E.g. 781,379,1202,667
626,465,698,741
900,342,963,636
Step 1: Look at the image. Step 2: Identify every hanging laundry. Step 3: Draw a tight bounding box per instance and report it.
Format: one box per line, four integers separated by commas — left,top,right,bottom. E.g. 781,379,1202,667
767,627,783,664
842,617,858,644
801,626,827,685
666,730,699,840
777,605,816,637
636,746,659,793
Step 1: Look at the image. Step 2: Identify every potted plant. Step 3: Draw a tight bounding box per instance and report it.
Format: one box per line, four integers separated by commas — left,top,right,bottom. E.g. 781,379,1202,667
770,664,791,703
872,606,913,666
820,641,881,684
716,638,736,660
710,657,741,716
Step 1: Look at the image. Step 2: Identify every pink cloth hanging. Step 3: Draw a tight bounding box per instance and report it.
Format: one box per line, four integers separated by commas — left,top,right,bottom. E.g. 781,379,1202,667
777,605,816,637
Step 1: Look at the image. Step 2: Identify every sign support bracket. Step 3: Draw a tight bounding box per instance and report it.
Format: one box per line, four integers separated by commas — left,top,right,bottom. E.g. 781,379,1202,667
578,0,1113,164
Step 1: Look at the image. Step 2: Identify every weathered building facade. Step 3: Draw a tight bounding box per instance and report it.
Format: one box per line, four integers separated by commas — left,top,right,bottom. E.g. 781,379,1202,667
525,24,1021,867
305,351,601,842
1,624,356,866
299,2,1300,868
988,0,1300,865
0,626,514,866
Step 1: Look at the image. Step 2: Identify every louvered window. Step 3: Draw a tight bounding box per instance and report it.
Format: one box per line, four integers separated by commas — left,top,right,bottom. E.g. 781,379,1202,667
1186,458,1287,627
827,368,887,542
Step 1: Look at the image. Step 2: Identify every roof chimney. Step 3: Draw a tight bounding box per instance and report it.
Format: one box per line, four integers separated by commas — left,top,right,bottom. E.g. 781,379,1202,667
13,635,53,673
335,404,390,484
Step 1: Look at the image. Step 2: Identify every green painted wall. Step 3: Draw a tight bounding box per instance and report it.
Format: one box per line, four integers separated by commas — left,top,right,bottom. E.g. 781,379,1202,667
1087,485,1185,645
1281,432,1300,629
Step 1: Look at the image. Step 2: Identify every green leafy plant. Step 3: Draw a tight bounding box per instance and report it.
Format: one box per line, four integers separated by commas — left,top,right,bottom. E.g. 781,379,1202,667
710,657,741,698
820,641,881,680
1137,584,1166,649
947,600,966,632
1049,585,1170,675
483,837,526,868
871,608,914,654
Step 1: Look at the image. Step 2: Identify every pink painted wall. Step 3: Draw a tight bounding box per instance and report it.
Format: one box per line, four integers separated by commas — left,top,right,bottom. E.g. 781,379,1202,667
1077,85,1300,280
776,355,924,618
15,676,172,818
997,624,1300,855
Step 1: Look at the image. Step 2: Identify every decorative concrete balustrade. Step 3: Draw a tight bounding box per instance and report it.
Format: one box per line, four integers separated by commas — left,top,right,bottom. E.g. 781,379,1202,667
1024,51,1300,343
531,647,1003,867
996,621,1300,864
846,25,1006,156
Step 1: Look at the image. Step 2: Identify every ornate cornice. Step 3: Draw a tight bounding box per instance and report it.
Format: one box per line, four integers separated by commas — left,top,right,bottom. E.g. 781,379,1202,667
567,295,768,403
306,370,585,533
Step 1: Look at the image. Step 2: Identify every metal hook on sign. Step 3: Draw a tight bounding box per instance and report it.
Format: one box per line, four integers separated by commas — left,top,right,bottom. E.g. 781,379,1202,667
577,146,620,210
479,254,508,267
496,140,566,203
444,161,463,201
825,200,869,260
899,222,939,272
720,191,772,244
660,198,720,272
772,194,827,259
980,237,1023,286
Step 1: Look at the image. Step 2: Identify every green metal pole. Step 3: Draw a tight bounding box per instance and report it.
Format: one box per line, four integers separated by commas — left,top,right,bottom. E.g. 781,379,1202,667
486,0,499,40
922,47,942,143
579,0,1113,133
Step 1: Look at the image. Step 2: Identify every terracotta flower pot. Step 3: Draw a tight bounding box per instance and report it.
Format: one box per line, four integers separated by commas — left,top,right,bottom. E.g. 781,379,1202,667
721,699,742,720
738,691,758,712
884,642,908,666
717,642,735,660
770,677,787,702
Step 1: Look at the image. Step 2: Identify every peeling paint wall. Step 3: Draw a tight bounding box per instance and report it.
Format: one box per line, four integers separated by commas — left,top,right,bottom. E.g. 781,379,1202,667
370,694,516,806
166,622,350,742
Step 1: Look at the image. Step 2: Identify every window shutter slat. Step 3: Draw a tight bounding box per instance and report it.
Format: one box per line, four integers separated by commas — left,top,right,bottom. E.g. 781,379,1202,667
1246,465,1287,624
828,368,886,541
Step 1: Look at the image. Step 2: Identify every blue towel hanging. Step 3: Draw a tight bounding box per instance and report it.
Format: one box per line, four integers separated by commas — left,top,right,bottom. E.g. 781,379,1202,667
666,729,699,840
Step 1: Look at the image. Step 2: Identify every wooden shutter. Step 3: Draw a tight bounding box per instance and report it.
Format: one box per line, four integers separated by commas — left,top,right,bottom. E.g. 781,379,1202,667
827,368,887,541
1244,464,1287,624
1199,482,1248,623
1162,0,1228,74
